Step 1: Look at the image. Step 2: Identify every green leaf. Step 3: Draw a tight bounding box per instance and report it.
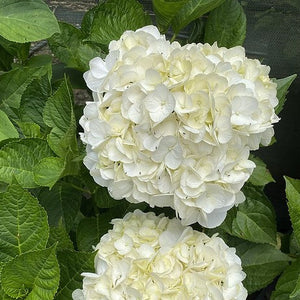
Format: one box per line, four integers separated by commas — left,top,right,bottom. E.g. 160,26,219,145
0,0,60,43
220,184,277,245
204,0,246,47
76,214,112,251
291,278,300,299
0,45,13,71
94,186,120,208
76,201,148,251
0,285,13,300
0,138,53,188
271,258,300,300
18,75,52,131
152,0,189,32
17,122,42,138
285,176,300,245
49,22,102,72
55,250,96,299
274,74,297,115
43,77,78,158
290,232,300,256
236,241,290,294
1,245,60,299
87,0,151,46
47,225,73,251
34,157,67,188
38,182,82,232
171,0,226,34
0,56,51,109
249,154,275,186
0,36,30,62
0,110,18,142
0,182,48,263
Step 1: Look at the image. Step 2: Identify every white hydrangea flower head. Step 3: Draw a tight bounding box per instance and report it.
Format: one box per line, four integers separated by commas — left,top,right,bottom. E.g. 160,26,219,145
72,210,247,300
80,25,279,228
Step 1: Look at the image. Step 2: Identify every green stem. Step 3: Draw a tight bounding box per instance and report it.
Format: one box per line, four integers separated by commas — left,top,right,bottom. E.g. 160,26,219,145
170,33,177,43
68,183,90,195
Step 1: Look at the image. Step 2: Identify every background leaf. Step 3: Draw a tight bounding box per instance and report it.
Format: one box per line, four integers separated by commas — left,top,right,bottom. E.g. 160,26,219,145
0,139,53,188
49,22,102,72
285,176,300,245
274,74,297,115
236,241,290,294
87,0,151,47
1,245,59,299
93,186,121,208
152,0,189,32
0,36,30,62
0,182,49,263
220,184,277,245
0,0,60,43
18,75,52,131
76,214,112,251
171,0,225,34
249,155,275,186
271,258,300,300
55,250,96,300
34,157,69,188
204,0,246,47
38,181,82,232
0,55,51,109
0,110,18,142
43,77,78,158
47,224,74,251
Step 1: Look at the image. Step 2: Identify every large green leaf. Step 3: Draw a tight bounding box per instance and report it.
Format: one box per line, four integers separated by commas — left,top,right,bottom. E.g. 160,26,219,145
249,154,275,186
152,0,189,32
0,110,18,142
0,182,49,263
1,245,59,299
220,184,277,245
171,0,226,34
87,0,151,46
0,138,53,188
274,74,297,115
204,0,246,47
0,0,60,43
271,258,300,300
55,250,96,300
236,241,290,294
38,182,82,232
0,55,51,109
49,22,102,72
43,77,78,158
285,176,300,245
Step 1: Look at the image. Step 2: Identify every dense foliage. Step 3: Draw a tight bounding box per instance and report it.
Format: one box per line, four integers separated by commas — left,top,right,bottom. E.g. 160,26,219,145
0,0,298,299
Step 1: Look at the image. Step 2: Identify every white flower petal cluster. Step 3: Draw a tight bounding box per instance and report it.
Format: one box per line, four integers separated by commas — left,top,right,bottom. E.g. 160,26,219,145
80,25,279,228
73,210,247,300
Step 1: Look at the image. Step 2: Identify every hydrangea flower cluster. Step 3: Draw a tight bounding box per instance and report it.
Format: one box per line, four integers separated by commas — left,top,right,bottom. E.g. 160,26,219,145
80,25,279,227
72,210,247,300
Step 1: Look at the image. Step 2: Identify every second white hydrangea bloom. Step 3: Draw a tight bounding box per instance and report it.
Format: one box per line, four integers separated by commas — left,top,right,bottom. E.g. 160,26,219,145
73,210,247,300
